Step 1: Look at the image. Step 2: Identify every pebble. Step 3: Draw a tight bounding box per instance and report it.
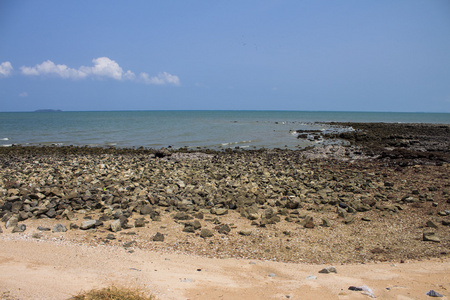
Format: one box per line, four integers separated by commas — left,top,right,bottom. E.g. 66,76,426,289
426,290,443,297
268,273,276,277
153,232,165,242
319,266,337,274
37,226,51,231
12,224,26,233
305,275,317,280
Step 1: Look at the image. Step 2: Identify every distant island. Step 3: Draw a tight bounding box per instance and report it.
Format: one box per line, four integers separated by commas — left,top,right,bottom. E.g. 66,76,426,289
34,109,63,112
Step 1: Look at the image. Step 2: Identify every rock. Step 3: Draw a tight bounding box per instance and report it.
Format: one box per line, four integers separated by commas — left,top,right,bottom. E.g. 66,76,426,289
5,215,18,229
426,290,443,297
110,219,122,232
239,230,252,236
213,208,228,216
319,266,337,274
362,216,372,222
0,225,2,233
173,212,192,221
423,232,440,243
52,224,67,233
155,147,171,158
305,275,317,280
153,232,165,242
80,220,97,230
217,224,231,234
140,205,153,215
200,228,214,238
12,224,26,233
134,218,146,228
426,220,438,228
321,219,331,227
105,233,116,240
303,216,315,228
268,273,276,277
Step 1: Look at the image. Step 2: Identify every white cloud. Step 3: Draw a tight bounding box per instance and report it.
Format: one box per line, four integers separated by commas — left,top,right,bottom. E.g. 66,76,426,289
21,60,88,79
0,61,13,77
19,92,28,97
140,71,180,86
19,57,179,85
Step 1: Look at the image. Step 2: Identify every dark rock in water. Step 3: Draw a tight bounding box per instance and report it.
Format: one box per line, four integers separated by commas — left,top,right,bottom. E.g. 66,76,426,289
153,232,165,242
52,224,67,233
155,147,171,158
426,290,443,297
12,224,26,233
319,266,337,274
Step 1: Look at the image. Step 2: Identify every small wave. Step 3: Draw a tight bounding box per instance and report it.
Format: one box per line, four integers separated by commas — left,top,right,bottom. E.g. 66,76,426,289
0,138,9,141
1,144,12,147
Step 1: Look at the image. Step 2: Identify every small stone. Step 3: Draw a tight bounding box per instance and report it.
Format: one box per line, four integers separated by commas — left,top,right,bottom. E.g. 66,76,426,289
134,218,146,228
12,224,26,233
305,275,317,280
110,219,122,232
153,232,165,242
217,224,231,234
268,273,276,277
52,224,67,233
37,226,51,231
80,220,97,230
239,230,252,236
214,208,228,216
105,233,116,240
200,228,214,238
426,220,438,228
0,225,2,233
5,215,19,229
362,216,372,222
319,266,337,274
426,290,443,297
423,232,440,243
321,219,330,227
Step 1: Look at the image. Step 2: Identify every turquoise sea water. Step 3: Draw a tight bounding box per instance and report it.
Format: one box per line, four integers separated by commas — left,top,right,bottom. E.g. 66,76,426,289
1,111,449,149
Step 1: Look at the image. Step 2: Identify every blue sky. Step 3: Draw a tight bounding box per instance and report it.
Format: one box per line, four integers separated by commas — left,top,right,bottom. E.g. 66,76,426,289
1,1,449,112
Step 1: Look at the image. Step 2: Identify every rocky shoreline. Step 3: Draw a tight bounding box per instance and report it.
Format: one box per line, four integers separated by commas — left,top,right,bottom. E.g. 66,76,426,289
0,122,449,264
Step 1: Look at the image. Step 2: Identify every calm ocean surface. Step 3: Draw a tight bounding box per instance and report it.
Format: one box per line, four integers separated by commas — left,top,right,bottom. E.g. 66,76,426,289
1,111,449,149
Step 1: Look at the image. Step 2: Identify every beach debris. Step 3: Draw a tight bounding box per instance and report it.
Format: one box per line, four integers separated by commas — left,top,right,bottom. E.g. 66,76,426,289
349,285,376,298
319,266,337,274
426,290,443,297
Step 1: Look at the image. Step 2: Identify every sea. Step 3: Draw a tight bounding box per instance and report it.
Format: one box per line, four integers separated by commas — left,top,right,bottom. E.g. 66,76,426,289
1,111,449,150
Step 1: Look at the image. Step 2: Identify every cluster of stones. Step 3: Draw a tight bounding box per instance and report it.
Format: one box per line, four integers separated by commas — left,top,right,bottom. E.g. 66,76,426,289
0,148,449,242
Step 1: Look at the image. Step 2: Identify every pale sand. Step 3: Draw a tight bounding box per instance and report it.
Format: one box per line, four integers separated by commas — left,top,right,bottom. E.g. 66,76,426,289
0,237,448,300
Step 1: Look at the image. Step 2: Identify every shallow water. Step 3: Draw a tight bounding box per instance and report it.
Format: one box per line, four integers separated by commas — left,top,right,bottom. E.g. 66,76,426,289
1,110,449,149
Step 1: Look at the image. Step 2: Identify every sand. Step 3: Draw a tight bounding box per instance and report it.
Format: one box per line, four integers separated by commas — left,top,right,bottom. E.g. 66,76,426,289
0,234,448,300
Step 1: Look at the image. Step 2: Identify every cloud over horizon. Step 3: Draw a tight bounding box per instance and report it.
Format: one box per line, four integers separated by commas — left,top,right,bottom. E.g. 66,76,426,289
1,57,179,85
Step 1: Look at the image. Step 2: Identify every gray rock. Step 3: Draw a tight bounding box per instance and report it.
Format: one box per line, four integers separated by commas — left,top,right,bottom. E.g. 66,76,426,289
52,224,67,233
319,266,337,274
0,225,2,233
305,275,317,280
12,224,26,233
153,232,164,242
426,290,443,297
268,273,276,277
105,233,116,240
239,230,252,236
134,218,146,228
80,220,97,230
426,220,438,228
110,219,122,232
5,215,19,229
